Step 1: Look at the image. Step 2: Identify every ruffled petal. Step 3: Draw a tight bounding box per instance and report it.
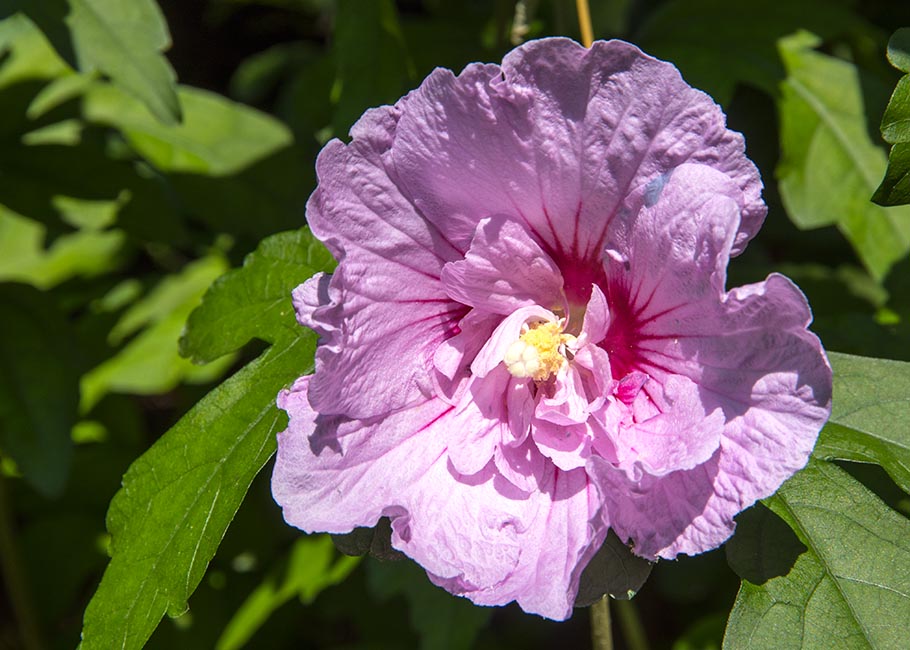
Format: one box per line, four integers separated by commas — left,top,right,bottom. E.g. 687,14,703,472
441,216,565,314
391,39,764,263
588,452,730,559
612,374,724,477
272,377,452,533
395,461,605,620
304,105,466,419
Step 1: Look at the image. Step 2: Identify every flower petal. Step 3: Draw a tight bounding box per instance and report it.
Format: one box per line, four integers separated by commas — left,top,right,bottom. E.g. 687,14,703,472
441,216,565,314
273,377,451,533
471,304,556,377
395,461,605,620
304,105,466,419
391,39,764,263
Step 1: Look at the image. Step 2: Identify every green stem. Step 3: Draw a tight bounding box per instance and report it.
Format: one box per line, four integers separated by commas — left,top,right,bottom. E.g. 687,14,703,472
0,474,44,650
590,596,613,650
615,598,650,650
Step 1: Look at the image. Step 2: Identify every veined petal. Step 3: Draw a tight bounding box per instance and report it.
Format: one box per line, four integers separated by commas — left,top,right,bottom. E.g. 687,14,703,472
304,105,465,419
391,39,764,262
441,216,565,314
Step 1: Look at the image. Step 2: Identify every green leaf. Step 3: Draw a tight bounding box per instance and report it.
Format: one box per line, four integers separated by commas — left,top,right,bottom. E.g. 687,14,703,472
367,559,492,650
0,283,77,496
82,83,311,239
723,458,910,649
80,255,231,411
575,530,652,606
0,204,125,289
80,335,315,650
875,29,910,207
880,76,910,144
635,0,858,106
4,0,181,123
82,83,289,177
180,229,334,363
873,143,910,206
216,536,359,650
814,352,910,494
777,31,910,280
80,229,334,649
886,27,910,74
332,0,413,135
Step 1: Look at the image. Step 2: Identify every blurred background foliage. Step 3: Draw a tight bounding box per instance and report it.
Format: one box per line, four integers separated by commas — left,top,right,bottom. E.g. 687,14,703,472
0,1,909,649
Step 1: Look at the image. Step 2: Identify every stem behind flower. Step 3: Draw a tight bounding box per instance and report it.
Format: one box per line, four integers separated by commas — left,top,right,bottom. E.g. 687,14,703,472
575,0,594,47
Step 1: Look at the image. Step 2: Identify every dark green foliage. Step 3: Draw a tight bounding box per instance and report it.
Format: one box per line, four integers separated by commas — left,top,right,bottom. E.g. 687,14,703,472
0,1,910,649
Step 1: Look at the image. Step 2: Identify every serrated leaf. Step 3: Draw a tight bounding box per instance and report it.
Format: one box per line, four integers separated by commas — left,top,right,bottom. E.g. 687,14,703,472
0,283,77,496
777,31,910,280
4,0,181,124
813,352,910,494
216,536,359,650
723,458,910,649
80,255,231,411
180,229,334,364
635,0,858,106
79,334,316,650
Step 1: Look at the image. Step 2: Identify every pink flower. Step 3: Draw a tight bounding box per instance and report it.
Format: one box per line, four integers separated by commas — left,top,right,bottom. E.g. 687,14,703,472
272,38,832,620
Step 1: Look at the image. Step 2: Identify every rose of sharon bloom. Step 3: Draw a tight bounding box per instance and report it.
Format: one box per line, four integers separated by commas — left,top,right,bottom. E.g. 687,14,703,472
272,37,832,620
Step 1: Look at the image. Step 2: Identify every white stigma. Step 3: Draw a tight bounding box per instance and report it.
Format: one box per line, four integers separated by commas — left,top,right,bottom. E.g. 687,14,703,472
503,339,540,379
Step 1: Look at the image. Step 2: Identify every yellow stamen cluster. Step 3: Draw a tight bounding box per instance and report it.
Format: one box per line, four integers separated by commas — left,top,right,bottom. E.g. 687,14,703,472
503,320,575,381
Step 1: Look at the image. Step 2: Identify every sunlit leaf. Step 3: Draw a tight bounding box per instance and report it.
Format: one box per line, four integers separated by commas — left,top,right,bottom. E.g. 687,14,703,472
80,255,230,411
0,283,77,496
80,229,333,650
636,0,858,106
723,458,910,649
814,352,910,493
216,536,359,650
0,205,124,289
80,335,315,650
82,83,310,239
2,0,181,123
180,229,333,364
777,31,910,280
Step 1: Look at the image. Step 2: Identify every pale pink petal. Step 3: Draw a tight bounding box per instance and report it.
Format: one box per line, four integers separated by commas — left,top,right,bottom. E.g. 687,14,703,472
531,420,591,471
395,461,605,620
273,377,451,533
444,366,512,476
578,284,610,346
613,375,724,476
433,310,500,403
391,39,763,266
441,216,565,314
588,453,730,560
